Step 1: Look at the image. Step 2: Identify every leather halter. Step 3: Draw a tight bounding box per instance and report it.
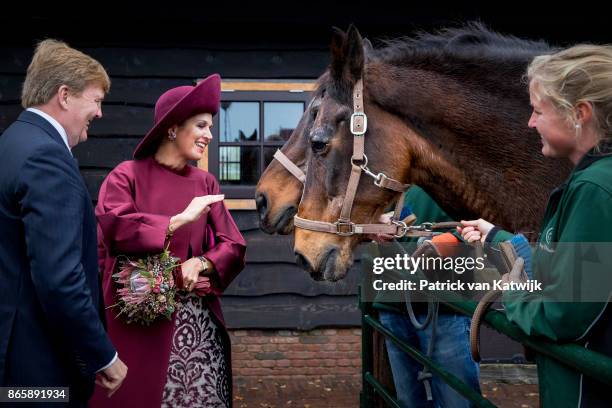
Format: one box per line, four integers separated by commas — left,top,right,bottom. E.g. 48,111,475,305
275,147,457,237
273,150,306,183
273,78,436,238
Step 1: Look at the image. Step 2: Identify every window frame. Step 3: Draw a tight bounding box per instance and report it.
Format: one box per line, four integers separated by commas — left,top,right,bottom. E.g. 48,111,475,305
207,85,313,199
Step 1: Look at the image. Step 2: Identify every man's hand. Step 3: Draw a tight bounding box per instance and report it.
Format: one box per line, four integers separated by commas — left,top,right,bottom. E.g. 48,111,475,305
96,358,127,397
368,211,396,242
458,219,495,243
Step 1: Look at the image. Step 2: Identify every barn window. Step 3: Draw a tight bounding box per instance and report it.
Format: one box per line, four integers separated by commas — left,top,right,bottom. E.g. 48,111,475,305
201,81,314,205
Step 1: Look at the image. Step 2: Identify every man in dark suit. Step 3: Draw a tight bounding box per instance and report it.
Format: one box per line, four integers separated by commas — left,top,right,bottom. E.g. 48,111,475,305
0,39,127,406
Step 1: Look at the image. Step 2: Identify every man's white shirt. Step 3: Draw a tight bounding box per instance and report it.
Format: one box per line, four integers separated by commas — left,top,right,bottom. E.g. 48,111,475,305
27,107,72,154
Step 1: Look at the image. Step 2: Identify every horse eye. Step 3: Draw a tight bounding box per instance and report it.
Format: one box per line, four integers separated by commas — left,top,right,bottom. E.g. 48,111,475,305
311,140,329,154
310,106,319,120
336,113,350,125
335,107,351,126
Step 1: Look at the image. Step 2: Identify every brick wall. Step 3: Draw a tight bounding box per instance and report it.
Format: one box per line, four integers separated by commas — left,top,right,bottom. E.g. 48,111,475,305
230,328,363,407
229,328,362,377
228,328,540,407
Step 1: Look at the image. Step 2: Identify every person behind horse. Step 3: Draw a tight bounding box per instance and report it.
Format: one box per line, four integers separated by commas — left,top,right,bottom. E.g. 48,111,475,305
460,44,612,407
374,186,481,408
91,74,246,408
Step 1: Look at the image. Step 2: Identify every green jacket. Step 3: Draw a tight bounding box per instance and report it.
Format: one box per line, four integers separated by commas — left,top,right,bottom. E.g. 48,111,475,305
492,149,612,407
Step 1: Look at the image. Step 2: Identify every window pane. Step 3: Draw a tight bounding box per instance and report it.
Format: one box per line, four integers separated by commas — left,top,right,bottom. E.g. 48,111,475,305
219,146,260,185
263,146,285,169
220,101,259,142
264,102,304,142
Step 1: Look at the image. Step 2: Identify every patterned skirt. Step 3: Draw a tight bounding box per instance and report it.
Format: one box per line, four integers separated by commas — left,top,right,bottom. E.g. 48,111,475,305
161,294,230,408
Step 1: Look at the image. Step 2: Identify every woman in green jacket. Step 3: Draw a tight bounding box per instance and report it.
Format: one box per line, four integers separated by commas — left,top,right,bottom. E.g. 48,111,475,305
460,44,612,407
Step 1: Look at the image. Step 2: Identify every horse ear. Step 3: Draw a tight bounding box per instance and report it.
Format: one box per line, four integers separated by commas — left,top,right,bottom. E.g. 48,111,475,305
330,26,347,81
346,25,365,81
363,37,374,61
330,25,364,84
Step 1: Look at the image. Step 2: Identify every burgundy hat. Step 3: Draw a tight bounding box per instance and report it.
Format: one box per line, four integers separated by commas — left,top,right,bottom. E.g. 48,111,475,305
133,73,221,159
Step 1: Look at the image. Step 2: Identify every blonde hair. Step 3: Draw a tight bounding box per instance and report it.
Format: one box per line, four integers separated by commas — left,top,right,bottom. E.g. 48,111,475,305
527,44,612,142
21,39,110,108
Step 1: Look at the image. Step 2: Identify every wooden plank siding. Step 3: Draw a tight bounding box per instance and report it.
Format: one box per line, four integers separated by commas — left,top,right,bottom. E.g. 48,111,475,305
0,45,358,331
0,47,330,78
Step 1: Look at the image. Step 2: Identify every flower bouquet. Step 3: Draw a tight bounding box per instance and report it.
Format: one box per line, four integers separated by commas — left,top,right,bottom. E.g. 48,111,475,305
109,246,181,325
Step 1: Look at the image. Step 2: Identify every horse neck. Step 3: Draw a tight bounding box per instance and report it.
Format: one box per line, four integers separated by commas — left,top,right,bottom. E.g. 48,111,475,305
361,103,499,224
405,133,507,224
365,59,531,148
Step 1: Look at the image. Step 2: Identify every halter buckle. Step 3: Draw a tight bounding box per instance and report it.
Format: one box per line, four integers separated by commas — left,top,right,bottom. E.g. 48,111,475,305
420,222,434,231
374,173,387,187
351,153,368,168
350,112,368,136
410,222,434,232
334,220,355,236
391,220,409,238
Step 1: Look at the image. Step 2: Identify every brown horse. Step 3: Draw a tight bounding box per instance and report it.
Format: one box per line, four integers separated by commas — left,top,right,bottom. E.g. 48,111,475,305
282,24,572,281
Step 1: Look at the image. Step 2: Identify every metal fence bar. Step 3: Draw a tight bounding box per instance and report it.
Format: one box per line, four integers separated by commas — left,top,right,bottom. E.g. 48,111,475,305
362,298,612,407
360,291,375,408
363,372,403,408
364,314,497,407
361,249,612,408
424,294,612,386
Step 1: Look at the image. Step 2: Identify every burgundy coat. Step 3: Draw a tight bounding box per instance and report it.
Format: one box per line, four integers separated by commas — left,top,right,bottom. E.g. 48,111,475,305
90,157,246,408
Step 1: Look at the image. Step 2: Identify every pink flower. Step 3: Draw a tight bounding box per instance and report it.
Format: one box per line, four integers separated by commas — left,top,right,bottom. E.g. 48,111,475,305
130,275,150,294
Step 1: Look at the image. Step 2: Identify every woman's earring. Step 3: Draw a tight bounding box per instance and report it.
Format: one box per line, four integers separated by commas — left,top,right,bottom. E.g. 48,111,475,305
168,131,177,141
575,124,582,129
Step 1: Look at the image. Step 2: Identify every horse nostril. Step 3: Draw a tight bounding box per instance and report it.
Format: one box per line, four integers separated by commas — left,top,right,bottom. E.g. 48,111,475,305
295,251,313,273
321,247,340,281
255,193,268,217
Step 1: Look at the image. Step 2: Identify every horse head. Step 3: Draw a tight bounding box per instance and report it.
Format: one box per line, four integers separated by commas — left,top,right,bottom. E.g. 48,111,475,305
255,36,374,236
291,26,420,281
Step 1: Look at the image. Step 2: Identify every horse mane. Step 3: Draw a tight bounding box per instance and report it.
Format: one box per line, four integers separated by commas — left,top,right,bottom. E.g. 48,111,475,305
375,22,552,68
325,23,554,105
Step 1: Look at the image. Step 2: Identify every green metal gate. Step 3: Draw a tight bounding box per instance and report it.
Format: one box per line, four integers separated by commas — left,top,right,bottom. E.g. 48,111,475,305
359,288,612,407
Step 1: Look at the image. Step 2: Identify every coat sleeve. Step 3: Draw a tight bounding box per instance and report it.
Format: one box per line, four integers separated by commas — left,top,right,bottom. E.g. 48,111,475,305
203,177,247,290
502,181,612,341
19,144,116,376
96,163,171,255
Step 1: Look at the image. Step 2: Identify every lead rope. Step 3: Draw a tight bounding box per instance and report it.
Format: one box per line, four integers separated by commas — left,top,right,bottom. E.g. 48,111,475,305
470,243,526,362
391,239,438,402
395,236,485,401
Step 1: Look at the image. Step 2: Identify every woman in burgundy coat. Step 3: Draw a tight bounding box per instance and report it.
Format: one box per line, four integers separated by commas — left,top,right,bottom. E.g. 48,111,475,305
91,74,246,408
